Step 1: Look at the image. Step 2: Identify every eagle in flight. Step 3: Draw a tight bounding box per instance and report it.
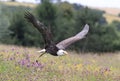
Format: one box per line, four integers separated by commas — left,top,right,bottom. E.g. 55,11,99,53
24,12,89,57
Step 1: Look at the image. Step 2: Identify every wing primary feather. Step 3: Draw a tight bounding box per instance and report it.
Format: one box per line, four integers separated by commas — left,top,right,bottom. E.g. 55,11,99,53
75,24,89,39
56,24,89,49
24,11,53,45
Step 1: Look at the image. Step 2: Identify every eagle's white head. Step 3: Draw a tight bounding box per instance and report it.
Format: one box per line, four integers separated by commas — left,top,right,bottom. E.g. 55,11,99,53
37,49,68,56
57,50,68,56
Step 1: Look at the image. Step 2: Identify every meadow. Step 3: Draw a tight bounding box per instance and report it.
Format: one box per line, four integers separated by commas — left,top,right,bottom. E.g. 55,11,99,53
0,44,120,81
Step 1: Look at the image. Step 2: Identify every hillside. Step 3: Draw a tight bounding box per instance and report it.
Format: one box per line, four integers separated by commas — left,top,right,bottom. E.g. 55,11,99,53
104,14,120,23
97,7,120,16
1,1,36,7
1,1,120,23
90,7,120,23
97,7,120,23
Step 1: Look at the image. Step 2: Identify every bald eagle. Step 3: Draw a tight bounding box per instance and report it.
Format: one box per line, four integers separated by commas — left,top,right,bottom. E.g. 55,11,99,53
24,12,89,57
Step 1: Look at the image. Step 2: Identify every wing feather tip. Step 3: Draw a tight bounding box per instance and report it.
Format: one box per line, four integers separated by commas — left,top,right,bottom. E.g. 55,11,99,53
24,11,34,22
84,24,89,31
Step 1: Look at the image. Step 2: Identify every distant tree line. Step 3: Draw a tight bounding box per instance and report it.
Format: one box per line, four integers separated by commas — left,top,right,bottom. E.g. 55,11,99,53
0,0,120,52
118,13,120,17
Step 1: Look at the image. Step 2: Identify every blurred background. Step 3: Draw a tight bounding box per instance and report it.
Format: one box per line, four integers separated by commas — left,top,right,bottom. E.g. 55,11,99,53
0,0,120,52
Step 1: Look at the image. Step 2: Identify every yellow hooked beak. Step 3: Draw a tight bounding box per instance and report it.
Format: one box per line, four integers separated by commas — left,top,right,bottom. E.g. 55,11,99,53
64,51,68,55
37,49,46,58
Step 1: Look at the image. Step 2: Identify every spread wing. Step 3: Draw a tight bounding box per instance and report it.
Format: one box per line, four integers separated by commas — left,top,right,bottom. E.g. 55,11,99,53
24,12,53,46
56,24,89,49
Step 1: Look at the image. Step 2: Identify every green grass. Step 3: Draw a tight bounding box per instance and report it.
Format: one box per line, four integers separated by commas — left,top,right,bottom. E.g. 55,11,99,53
0,44,120,81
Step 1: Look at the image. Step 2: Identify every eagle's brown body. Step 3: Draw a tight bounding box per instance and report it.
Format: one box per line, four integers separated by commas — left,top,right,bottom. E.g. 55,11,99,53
24,12,89,56
45,44,59,56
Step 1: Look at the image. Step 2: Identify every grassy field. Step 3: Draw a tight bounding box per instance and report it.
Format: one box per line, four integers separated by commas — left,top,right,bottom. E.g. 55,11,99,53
0,44,120,81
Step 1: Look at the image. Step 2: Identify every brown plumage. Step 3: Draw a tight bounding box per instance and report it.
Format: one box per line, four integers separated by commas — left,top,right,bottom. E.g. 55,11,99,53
24,12,89,56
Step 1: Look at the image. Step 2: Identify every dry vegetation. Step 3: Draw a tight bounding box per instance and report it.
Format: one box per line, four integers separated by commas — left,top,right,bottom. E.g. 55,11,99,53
97,7,120,23
0,44,120,81
104,14,120,23
91,7,120,23
1,1,36,8
97,7,120,16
